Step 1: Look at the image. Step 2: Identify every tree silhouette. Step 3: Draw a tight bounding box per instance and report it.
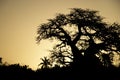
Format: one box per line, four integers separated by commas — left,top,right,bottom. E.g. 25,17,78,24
36,8,120,70
50,44,73,67
0,57,2,65
38,57,52,69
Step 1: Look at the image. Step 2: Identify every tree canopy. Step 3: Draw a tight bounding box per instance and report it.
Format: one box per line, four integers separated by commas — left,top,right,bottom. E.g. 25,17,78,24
37,8,120,69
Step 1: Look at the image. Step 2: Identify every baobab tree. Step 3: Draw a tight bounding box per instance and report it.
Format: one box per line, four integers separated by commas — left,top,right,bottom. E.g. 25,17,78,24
36,8,120,69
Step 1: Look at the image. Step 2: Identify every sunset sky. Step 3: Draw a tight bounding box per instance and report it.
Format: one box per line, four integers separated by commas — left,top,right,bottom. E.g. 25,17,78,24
0,0,120,70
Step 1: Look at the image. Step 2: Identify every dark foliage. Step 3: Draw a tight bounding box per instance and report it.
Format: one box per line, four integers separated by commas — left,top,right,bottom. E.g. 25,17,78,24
0,62,120,80
0,8,120,80
0,63,34,80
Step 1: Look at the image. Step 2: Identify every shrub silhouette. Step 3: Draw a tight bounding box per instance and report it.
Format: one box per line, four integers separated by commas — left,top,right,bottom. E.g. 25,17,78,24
0,63,34,80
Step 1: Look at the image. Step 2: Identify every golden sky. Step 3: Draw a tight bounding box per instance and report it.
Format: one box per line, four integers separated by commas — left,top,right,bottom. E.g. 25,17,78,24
0,0,120,70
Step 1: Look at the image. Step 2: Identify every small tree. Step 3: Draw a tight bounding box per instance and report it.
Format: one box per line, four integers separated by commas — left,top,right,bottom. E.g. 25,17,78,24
38,57,52,69
50,44,73,67
0,57,2,65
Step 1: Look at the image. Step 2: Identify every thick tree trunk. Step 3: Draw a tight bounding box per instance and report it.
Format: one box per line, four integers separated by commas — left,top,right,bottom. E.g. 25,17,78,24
70,43,102,71
70,44,84,69
84,44,103,70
